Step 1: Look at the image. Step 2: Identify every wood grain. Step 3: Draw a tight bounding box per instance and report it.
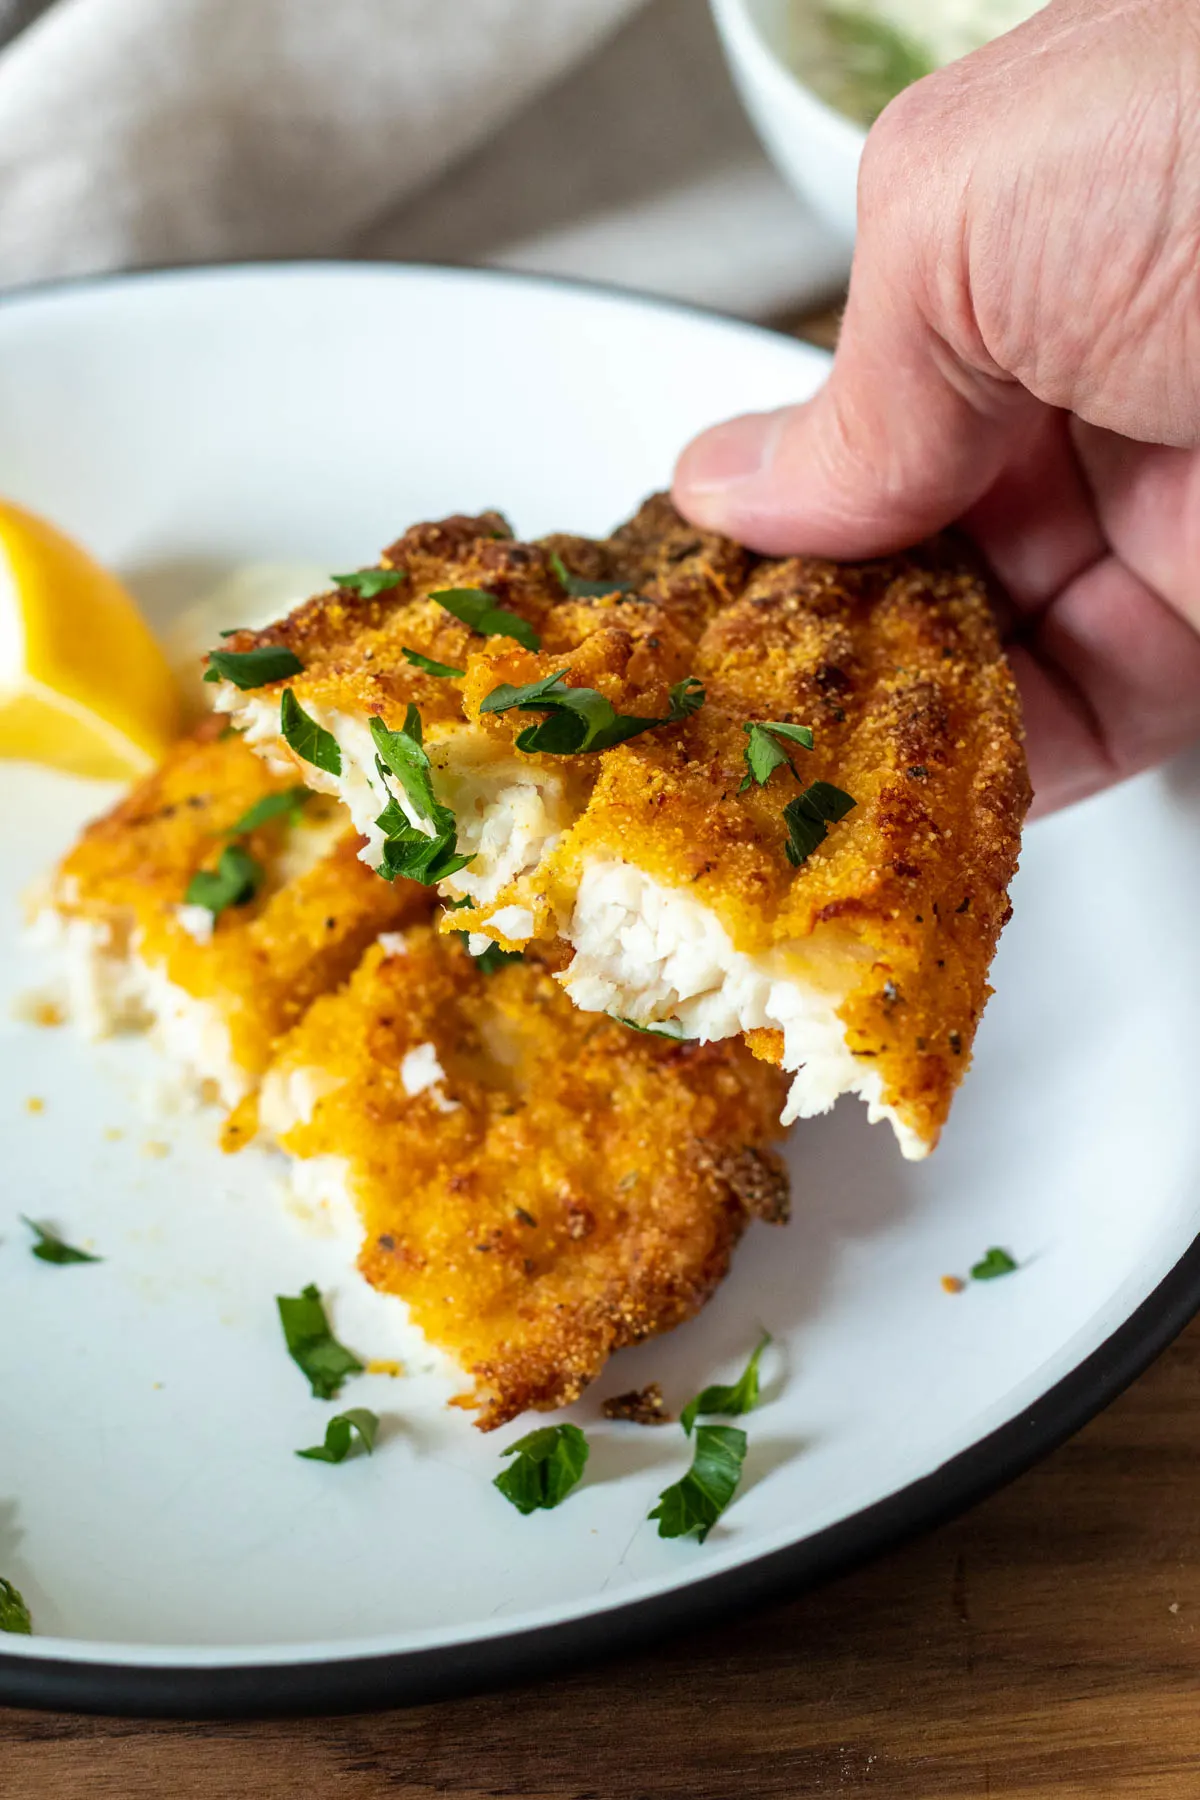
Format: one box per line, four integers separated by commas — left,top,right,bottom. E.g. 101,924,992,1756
6,1313,1200,1799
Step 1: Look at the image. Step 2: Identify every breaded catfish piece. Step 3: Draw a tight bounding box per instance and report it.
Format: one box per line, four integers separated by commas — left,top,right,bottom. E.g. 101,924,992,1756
36,716,429,1104
215,497,1030,1157
258,923,791,1429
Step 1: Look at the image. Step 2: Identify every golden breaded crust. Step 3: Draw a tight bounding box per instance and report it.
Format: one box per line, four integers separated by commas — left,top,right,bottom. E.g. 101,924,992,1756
546,530,1030,1151
267,928,791,1429
216,513,559,731
224,496,1029,1151
51,716,431,1079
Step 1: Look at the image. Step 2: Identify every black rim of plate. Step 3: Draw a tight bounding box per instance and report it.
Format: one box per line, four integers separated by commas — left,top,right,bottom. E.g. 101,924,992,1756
0,262,1195,1717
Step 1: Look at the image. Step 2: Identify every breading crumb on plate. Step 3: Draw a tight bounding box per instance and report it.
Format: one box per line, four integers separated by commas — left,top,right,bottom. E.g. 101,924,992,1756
218,495,1029,1156
601,1382,672,1425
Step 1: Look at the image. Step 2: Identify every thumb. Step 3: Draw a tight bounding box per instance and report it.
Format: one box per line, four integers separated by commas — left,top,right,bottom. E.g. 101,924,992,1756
673,117,1039,558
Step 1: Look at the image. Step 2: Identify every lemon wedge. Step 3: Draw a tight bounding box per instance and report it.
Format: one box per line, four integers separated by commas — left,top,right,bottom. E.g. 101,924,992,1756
0,499,180,780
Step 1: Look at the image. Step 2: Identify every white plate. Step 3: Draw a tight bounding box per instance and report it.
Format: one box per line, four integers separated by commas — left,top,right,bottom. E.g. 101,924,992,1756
1,265,1198,1715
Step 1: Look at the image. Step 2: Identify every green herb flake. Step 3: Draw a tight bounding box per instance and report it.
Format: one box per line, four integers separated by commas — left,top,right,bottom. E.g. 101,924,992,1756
431,586,541,653
332,567,405,598
370,709,473,886
280,688,342,777
296,1407,379,1463
472,942,523,975
376,816,473,886
613,1015,686,1041
0,1577,31,1635
494,1422,589,1514
443,899,519,971
782,780,856,867
549,551,634,600
667,676,707,719
970,1247,1018,1282
370,707,439,826
649,1424,747,1542
21,1215,101,1265
203,645,305,689
228,787,311,836
402,646,465,679
184,842,263,918
481,668,704,756
740,721,815,792
276,1282,364,1400
680,1333,770,1436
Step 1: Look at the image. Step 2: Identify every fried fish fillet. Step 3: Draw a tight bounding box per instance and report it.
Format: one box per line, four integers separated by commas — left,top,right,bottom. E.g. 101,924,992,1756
215,496,1030,1157
258,922,791,1428
36,716,428,1104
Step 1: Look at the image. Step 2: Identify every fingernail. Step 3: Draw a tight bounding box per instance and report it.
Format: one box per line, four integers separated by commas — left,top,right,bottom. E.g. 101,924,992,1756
675,409,786,496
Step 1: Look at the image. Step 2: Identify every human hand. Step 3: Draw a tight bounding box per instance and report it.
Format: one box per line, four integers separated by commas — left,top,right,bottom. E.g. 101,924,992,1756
674,0,1200,816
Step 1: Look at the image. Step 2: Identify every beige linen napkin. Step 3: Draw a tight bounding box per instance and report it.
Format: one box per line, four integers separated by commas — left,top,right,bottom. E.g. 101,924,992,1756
0,0,848,315
0,0,645,285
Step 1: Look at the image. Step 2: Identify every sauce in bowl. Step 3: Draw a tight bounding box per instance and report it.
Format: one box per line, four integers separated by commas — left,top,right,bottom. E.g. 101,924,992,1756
788,0,1044,124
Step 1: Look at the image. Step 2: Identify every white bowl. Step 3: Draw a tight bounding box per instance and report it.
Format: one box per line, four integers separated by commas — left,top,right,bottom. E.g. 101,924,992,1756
711,0,867,247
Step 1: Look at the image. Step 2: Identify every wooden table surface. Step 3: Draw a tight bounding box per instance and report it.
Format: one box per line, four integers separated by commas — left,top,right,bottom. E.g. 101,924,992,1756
5,1310,1200,1799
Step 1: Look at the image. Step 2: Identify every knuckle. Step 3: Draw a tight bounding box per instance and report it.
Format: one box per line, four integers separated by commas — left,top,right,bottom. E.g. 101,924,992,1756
856,76,942,240
854,67,977,335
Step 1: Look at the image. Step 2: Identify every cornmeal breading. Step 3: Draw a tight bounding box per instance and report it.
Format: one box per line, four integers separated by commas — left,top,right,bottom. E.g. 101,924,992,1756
259,925,791,1429
214,496,1029,1155
38,716,429,1102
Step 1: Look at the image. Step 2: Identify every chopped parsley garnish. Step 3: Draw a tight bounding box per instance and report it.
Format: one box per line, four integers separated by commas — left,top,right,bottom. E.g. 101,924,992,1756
549,551,634,600
680,1332,770,1435
228,787,311,836
376,813,472,885
296,1407,379,1463
494,1423,589,1514
444,898,521,972
668,677,707,717
332,567,404,598
276,1283,364,1400
203,645,305,689
0,1577,31,1635
431,586,541,653
472,942,523,974
613,1015,686,1040
184,842,263,917
280,688,342,777
481,669,704,755
402,646,465,679
649,1424,747,1542
782,781,856,866
370,707,441,824
21,1215,101,1265
740,721,814,792
970,1247,1018,1281
370,708,473,886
